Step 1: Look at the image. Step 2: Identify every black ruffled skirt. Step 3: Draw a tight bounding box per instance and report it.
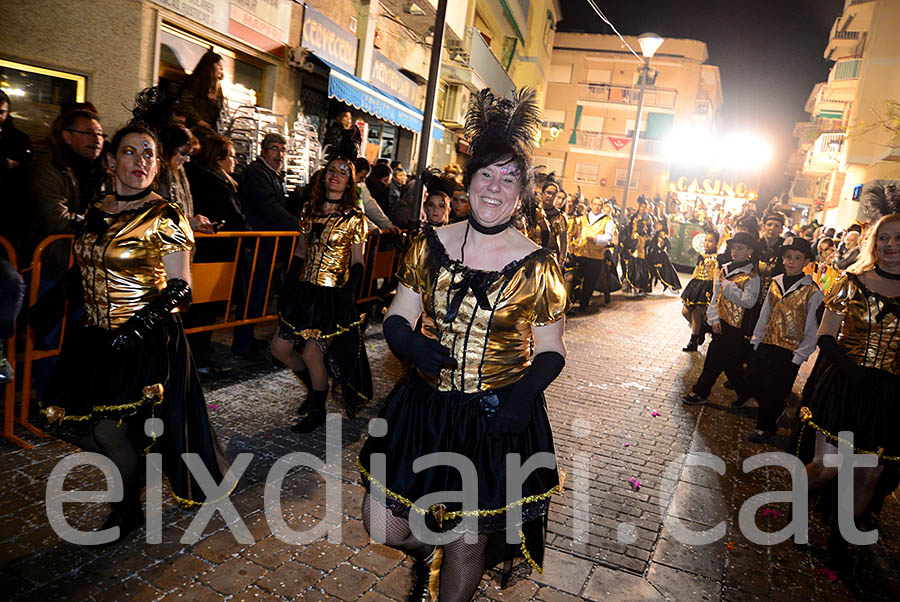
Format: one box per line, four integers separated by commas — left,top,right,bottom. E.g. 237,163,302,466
681,278,713,307
625,256,652,293
651,252,682,291
806,362,900,455
277,280,373,412
41,315,229,507
358,371,562,571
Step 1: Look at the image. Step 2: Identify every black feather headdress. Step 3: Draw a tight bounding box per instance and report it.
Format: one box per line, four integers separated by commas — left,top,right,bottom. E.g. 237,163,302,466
422,167,460,199
129,86,178,135
862,180,900,221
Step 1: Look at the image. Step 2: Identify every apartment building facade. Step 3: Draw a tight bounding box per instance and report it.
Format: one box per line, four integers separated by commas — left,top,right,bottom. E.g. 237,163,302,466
538,32,722,204
788,0,900,228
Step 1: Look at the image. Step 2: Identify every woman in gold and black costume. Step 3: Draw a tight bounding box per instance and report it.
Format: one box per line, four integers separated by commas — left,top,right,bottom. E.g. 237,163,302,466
524,174,568,269
271,157,372,433
31,125,228,542
358,88,567,602
624,197,655,295
802,184,900,564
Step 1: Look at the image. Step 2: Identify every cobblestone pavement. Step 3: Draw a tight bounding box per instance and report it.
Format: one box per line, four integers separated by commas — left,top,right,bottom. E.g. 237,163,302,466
2,289,900,601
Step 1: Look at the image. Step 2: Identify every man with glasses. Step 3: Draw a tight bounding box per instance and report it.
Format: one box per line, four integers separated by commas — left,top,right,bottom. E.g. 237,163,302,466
233,132,298,361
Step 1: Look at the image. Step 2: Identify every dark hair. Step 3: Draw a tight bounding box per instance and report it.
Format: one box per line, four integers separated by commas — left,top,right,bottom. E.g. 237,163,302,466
59,101,99,116
261,132,286,149
185,51,222,100
0,90,9,108
108,124,159,157
353,157,371,174
463,149,533,199
159,125,192,161
197,134,233,171
308,158,359,213
59,109,101,132
390,160,403,170
369,162,392,181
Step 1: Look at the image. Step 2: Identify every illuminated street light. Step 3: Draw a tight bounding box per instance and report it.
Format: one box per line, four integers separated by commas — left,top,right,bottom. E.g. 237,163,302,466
622,33,663,214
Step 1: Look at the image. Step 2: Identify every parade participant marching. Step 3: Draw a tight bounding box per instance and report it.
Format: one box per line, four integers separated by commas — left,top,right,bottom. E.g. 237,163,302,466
624,197,655,296
271,157,373,433
569,196,619,310
524,173,569,269
358,88,567,602
683,232,760,405
732,236,823,443
802,183,900,564
31,125,229,542
680,227,721,351
748,211,786,326
649,216,682,294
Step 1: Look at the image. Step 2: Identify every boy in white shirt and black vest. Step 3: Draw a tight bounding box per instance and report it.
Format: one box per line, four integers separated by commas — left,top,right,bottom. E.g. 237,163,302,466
684,232,761,405
733,236,824,443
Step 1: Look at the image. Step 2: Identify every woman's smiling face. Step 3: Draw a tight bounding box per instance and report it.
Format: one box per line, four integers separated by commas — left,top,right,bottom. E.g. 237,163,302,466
467,159,522,226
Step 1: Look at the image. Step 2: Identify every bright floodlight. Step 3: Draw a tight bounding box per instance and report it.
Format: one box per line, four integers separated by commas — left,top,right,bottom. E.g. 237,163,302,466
663,127,714,166
720,133,773,170
638,33,664,59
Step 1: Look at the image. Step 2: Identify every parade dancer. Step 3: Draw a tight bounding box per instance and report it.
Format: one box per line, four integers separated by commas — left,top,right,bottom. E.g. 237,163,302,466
31,125,229,542
802,184,900,566
524,174,569,269
649,217,682,294
733,237,823,444
683,232,760,405
680,228,721,351
271,157,373,433
624,197,655,296
358,88,567,602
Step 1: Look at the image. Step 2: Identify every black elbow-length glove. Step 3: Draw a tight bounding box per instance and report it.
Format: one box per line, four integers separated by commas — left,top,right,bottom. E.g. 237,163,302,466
489,351,565,438
111,278,191,350
383,314,457,377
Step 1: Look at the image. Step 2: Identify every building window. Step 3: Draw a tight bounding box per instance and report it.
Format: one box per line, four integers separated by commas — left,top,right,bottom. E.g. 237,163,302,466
833,58,861,81
0,59,86,139
574,162,600,184
586,69,611,83
579,115,604,133
542,109,566,129
625,119,646,137
541,156,565,177
549,64,572,83
615,168,639,189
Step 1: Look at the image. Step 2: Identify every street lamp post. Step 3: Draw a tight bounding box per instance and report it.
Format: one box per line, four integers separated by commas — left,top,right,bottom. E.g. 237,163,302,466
621,32,663,215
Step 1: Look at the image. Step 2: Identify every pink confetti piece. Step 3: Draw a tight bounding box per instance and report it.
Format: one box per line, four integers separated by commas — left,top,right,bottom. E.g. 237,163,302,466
628,477,642,490
650,410,660,417
761,508,782,518
262,434,271,439
207,403,219,411
816,568,838,582
624,443,631,447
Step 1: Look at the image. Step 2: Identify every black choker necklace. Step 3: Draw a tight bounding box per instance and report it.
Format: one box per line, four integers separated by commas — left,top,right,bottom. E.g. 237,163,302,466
467,214,510,235
875,266,900,280
115,187,153,203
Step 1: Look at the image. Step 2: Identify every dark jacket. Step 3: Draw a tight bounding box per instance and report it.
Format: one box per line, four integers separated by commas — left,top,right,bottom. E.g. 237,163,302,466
322,121,361,161
186,163,249,232
237,158,297,231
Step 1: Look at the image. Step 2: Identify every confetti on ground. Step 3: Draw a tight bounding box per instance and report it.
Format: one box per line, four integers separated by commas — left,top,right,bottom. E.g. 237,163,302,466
621,382,650,391
207,404,219,411
726,542,737,551
761,508,782,518
624,443,631,447
650,410,660,417
628,477,642,490
816,568,838,582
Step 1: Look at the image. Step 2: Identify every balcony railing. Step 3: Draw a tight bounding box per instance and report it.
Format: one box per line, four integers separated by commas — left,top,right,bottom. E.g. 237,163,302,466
570,130,665,155
849,0,873,6
804,132,845,174
445,26,515,95
577,82,677,110
832,58,861,81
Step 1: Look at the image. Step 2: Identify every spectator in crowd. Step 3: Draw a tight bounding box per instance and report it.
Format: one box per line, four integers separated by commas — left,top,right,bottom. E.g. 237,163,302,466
353,157,400,234
421,168,456,227
177,51,225,133
157,124,214,234
365,162,393,216
0,90,33,245
322,109,361,161
0,258,24,384
29,108,108,277
835,226,861,270
233,132,297,360
449,188,470,223
388,165,407,211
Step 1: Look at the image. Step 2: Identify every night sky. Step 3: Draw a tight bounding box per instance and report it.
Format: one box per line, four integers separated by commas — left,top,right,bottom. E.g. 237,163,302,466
556,0,844,200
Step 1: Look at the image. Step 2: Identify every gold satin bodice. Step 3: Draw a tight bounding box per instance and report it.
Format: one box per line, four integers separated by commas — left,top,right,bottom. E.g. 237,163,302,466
630,215,654,260
826,273,900,374
760,281,820,351
717,268,757,329
398,228,567,393
298,207,367,287
571,214,616,259
692,254,719,281
525,207,568,263
75,195,194,329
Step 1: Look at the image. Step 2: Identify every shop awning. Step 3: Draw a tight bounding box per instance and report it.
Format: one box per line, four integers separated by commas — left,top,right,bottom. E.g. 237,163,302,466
316,56,443,141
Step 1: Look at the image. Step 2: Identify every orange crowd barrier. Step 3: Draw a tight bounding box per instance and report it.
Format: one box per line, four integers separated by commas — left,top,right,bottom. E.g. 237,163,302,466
3,229,407,449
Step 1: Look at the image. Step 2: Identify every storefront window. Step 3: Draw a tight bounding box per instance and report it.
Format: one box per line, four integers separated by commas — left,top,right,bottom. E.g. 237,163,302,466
380,125,395,160
0,59,86,139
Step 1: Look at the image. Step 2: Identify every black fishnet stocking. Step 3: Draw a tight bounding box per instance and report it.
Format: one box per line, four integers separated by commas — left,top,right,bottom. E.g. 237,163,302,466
439,533,488,602
90,419,142,503
361,494,431,558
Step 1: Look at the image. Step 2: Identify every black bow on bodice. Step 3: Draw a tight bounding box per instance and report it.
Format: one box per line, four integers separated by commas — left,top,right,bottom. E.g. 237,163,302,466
875,299,900,324
444,270,494,323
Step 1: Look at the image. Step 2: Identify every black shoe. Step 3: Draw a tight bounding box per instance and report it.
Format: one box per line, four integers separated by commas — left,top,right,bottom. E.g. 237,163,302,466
748,430,776,444
604,292,611,304
697,331,707,346
731,396,752,409
683,393,708,405
682,335,699,352
409,547,442,602
291,389,327,433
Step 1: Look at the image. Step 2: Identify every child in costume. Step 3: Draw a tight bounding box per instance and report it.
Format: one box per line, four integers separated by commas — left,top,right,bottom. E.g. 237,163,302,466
680,229,721,351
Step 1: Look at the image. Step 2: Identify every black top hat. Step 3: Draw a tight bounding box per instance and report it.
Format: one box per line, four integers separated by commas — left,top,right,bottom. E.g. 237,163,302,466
727,231,758,249
779,236,815,260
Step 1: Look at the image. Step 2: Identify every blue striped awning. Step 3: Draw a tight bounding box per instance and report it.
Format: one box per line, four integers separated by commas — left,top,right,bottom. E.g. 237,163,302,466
319,57,443,141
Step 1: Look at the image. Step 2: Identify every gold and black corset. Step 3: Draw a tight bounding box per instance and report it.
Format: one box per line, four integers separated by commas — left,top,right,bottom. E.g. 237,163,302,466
692,254,719,280
298,207,367,287
826,273,900,374
75,196,193,329
398,228,567,393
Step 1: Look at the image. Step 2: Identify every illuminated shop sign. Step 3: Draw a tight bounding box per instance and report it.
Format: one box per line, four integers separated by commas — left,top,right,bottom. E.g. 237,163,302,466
301,6,358,74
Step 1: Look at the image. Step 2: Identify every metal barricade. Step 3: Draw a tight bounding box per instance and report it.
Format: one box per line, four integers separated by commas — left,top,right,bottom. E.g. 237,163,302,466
1,235,35,448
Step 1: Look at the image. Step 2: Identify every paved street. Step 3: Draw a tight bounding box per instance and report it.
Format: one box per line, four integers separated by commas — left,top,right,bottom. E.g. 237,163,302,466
2,289,900,601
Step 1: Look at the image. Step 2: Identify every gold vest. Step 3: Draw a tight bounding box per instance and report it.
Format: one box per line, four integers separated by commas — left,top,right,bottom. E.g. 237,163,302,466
572,214,615,259
717,267,756,329
760,280,820,351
